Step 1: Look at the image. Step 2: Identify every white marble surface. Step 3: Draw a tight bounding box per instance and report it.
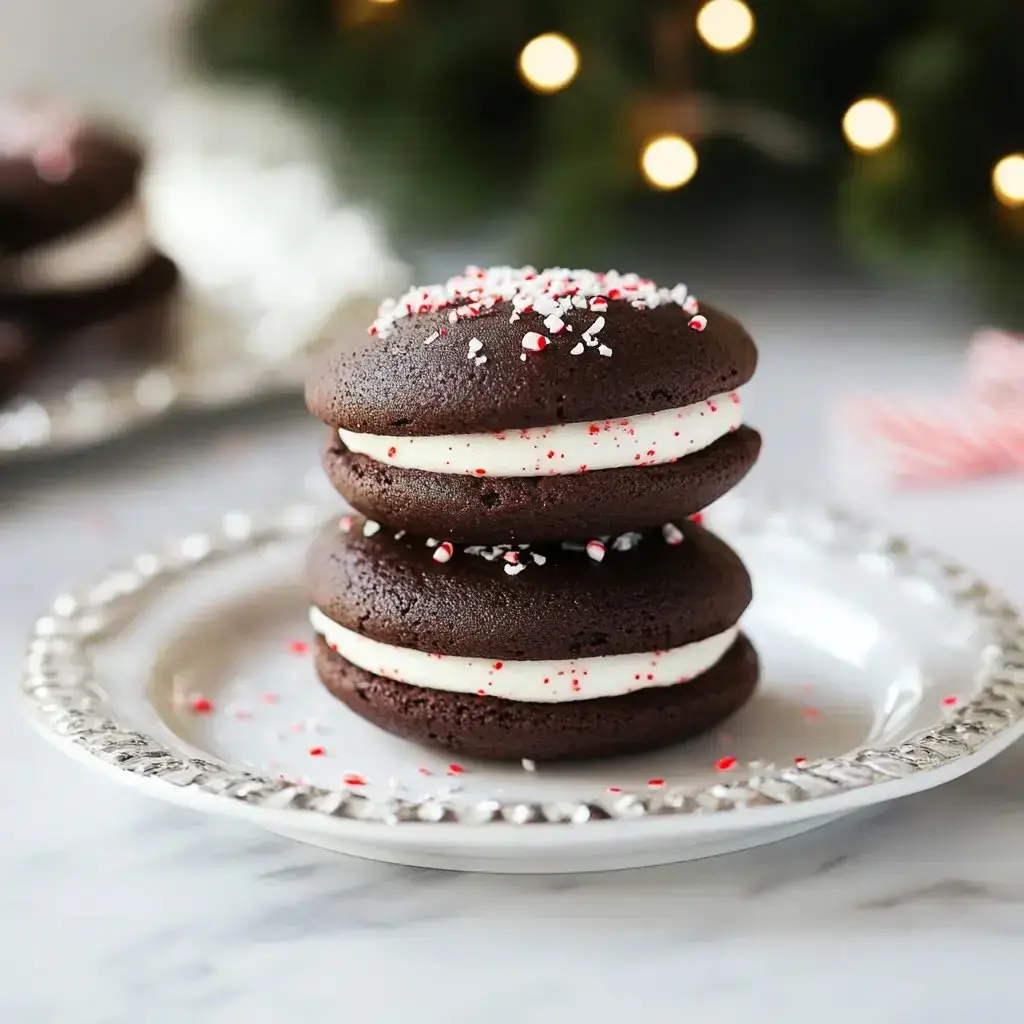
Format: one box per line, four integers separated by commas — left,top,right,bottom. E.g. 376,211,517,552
3,281,1024,1023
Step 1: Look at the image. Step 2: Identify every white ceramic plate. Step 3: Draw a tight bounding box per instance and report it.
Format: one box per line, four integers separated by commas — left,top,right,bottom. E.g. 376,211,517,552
23,498,1024,873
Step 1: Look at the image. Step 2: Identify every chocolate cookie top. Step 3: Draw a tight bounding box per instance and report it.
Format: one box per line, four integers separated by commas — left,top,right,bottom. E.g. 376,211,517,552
306,267,757,435
0,102,141,255
306,514,752,660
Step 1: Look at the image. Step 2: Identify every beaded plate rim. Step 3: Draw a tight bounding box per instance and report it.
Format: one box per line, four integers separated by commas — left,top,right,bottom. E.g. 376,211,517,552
21,498,1024,828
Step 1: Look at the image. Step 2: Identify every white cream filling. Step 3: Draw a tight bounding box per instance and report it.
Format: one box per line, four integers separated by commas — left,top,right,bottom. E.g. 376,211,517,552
339,392,741,477
311,606,738,703
0,199,152,293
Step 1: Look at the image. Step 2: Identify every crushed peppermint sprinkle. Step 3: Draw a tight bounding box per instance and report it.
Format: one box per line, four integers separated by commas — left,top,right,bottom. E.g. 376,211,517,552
586,539,606,562
362,520,381,537
190,695,213,714
521,758,537,772
342,773,366,786
569,342,584,355
612,532,643,552
662,522,684,545
598,344,613,357
504,562,526,576
467,337,483,358
426,537,440,547
793,757,808,766
423,331,439,345
942,695,958,706
365,267,699,340
432,541,454,563
522,331,549,352
716,756,737,771
308,746,326,757
339,516,354,533
531,552,547,565
688,314,708,332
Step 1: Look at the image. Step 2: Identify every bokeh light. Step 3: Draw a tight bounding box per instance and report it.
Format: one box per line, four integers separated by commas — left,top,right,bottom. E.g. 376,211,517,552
842,98,899,153
640,134,699,190
992,154,1024,208
696,0,755,54
518,33,580,94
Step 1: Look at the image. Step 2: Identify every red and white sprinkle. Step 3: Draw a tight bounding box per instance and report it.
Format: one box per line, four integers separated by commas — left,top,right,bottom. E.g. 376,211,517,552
586,539,606,562
688,314,708,332
569,342,584,356
662,522,684,545
432,541,454,563
543,312,567,334
522,331,549,352
362,520,381,537
366,268,699,341
504,562,526,576
190,695,213,714
521,758,537,772
598,344,613,357
339,516,354,533
467,337,483,358
531,552,547,565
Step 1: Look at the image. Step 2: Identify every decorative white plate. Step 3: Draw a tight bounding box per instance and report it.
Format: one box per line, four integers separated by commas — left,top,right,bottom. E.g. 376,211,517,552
22,498,1024,873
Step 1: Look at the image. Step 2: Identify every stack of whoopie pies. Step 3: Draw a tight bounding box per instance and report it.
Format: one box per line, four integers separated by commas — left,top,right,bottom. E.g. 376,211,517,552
0,100,179,402
306,267,760,761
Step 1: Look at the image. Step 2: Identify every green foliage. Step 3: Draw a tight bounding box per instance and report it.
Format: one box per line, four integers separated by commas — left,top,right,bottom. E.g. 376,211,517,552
192,0,1023,321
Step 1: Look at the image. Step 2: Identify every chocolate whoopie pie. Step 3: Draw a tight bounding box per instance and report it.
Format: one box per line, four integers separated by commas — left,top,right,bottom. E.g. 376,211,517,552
306,514,758,761
307,267,759,543
0,101,179,399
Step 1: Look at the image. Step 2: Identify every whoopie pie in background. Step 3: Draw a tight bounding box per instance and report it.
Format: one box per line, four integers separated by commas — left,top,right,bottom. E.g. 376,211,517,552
0,99,180,400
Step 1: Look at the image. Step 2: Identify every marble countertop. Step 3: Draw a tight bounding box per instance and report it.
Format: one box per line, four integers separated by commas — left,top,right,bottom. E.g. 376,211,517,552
3,283,1024,1023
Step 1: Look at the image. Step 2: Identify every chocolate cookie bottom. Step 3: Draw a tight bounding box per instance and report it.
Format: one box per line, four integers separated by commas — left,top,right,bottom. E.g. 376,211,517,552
314,634,759,761
323,425,760,544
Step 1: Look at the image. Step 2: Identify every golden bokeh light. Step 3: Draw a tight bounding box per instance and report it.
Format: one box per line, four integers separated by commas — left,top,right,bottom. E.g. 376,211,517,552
992,154,1024,208
842,97,899,154
640,134,699,190
518,33,580,94
696,0,755,53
